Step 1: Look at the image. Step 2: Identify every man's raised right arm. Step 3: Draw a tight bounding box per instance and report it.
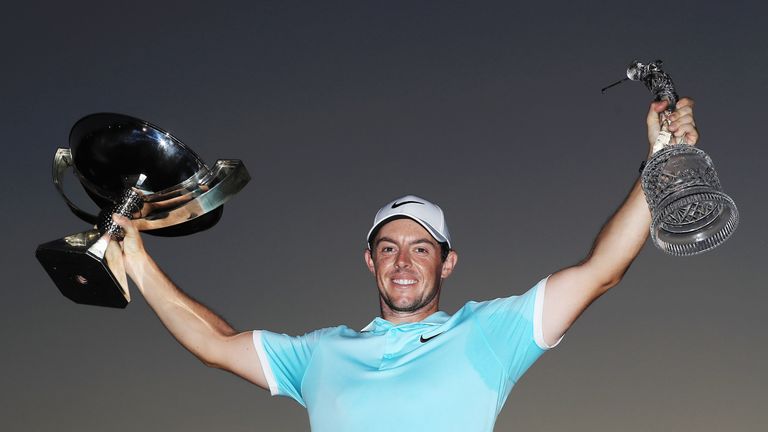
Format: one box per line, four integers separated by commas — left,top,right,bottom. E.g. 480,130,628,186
112,214,269,390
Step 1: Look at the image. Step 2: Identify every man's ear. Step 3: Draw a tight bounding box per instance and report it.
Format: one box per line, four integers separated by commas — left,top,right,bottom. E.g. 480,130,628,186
440,250,458,279
364,248,376,274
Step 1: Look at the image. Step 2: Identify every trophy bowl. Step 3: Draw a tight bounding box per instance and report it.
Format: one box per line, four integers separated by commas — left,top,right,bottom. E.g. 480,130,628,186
36,113,250,307
641,144,738,255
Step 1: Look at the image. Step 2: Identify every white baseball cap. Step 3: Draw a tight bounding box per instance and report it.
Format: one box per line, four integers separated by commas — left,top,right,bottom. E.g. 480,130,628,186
366,195,452,249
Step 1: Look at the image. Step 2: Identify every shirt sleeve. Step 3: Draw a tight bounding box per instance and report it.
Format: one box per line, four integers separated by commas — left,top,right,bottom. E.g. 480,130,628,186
253,328,333,406
471,277,560,382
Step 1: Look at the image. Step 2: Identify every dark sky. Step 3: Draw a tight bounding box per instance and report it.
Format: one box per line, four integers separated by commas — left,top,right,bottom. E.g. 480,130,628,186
3,1,766,431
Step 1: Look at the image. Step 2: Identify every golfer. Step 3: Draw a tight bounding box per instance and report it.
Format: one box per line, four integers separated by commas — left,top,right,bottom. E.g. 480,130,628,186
112,98,698,431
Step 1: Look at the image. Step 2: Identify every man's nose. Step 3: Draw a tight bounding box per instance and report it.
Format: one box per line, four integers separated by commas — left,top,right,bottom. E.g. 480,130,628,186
395,250,411,268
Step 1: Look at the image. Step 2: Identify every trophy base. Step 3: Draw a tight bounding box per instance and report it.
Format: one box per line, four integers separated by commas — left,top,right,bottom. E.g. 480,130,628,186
36,230,130,308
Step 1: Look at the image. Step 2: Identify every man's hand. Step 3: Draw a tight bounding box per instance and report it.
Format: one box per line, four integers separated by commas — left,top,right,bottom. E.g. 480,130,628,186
646,97,699,155
111,213,148,281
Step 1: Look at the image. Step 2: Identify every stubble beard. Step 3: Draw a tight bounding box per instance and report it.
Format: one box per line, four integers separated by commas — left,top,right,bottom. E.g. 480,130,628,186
380,280,442,313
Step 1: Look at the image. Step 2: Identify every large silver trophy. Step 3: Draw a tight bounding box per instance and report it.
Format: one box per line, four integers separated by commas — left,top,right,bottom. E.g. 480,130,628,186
36,113,250,307
605,60,738,255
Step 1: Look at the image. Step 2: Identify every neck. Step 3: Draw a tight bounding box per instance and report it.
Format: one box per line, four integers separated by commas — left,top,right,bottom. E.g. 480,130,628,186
379,296,440,324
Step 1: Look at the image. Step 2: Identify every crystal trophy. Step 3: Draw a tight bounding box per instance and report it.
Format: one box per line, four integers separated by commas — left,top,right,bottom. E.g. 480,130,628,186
604,60,738,255
36,113,250,307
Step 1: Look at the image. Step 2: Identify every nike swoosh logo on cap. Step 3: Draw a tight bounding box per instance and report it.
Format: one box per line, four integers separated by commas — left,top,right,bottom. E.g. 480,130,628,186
419,333,442,343
392,200,424,208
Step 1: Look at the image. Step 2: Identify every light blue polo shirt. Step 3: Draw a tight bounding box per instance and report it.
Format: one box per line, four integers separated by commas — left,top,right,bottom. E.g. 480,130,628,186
253,278,558,432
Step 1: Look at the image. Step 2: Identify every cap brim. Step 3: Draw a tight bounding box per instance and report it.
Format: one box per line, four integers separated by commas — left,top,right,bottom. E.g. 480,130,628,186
366,215,450,248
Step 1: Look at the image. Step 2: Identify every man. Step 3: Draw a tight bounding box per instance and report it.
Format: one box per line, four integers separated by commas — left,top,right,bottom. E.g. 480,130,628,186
112,98,698,431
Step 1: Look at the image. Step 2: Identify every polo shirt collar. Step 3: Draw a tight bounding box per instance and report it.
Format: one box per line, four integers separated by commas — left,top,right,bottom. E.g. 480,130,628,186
361,310,451,332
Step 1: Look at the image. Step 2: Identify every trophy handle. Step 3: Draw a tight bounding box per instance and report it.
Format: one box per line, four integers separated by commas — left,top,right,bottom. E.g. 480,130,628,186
52,148,100,225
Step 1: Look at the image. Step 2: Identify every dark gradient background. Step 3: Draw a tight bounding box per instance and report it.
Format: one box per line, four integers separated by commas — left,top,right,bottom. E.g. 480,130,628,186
3,1,766,431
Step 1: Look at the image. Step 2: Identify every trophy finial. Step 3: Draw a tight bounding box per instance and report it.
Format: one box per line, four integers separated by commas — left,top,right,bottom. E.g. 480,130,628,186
600,59,679,111
626,59,679,111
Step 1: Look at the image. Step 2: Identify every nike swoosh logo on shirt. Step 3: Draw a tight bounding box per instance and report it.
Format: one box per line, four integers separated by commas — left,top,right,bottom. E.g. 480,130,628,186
419,333,442,343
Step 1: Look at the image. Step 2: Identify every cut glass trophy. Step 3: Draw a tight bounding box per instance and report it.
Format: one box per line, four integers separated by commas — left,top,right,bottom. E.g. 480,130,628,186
604,60,738,255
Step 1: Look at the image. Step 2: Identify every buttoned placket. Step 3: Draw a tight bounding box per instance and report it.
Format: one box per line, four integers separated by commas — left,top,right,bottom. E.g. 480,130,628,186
380,328,398,369
377,324,429,370
361,312,451,370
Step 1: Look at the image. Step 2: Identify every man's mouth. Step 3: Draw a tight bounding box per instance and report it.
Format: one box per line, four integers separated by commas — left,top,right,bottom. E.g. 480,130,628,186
392,279,417,286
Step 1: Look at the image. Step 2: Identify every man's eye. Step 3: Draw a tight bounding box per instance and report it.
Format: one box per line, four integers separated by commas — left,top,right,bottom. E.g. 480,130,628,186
415,247,428,254
381,246,395,253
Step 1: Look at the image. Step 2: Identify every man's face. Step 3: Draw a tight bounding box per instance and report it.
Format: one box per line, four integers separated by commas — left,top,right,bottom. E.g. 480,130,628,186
364,218,457,317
